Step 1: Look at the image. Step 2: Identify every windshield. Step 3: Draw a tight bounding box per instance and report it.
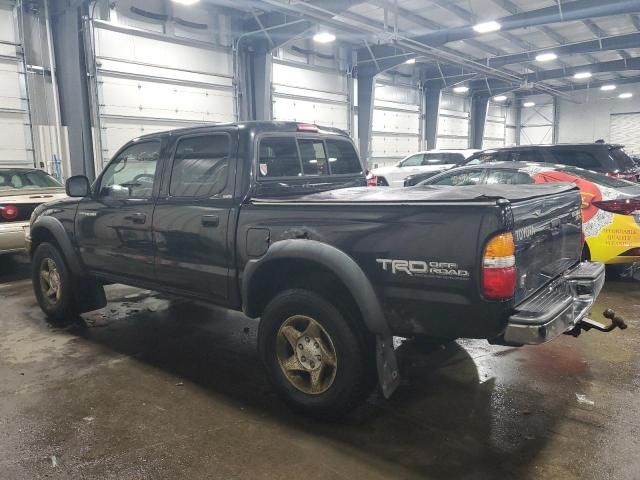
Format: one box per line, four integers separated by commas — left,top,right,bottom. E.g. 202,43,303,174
0,169,62,191
609,147,636,171
560,166,636,188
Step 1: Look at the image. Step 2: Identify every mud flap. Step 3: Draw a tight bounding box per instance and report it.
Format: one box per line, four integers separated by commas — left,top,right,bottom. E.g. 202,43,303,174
376,336,400,398
74,276,107,314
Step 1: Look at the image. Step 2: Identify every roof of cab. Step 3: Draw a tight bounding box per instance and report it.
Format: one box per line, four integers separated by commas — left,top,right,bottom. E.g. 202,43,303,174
132,121,350,141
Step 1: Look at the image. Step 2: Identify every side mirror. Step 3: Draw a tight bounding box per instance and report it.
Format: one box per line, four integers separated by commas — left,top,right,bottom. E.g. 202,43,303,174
65,175,90,197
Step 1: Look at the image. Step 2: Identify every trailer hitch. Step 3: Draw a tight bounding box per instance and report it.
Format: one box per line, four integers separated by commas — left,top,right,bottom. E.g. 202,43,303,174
565,309,628,338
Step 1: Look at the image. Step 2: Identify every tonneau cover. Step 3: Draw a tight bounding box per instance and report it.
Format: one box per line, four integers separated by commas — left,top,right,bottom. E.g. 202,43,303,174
255,183,579,203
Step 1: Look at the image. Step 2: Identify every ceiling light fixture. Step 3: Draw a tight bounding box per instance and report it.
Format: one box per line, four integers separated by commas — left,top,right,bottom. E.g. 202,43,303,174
493,95,508,102
523,101,536,107
535,52,557,62
573,72,592,79
404,58,416,64
600,84,616,91
473,21,501,33
313,31,336,43
619,92,633,99
453,86,469,93
171,0,200,5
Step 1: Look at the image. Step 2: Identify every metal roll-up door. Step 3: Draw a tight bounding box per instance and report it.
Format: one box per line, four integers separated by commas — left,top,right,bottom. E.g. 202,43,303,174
520,97,554,145
89,1,235,171
483,103,507,148
610,113,640,155
437,93,469,149
272,59,349,131
0,1,33,168
371,82,421,166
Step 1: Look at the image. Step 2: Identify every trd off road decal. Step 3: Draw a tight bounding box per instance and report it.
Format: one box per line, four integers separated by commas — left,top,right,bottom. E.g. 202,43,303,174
376,259,470,279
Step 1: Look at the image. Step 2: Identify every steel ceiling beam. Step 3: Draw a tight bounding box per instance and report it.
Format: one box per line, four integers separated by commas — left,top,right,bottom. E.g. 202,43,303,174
357,0,640,76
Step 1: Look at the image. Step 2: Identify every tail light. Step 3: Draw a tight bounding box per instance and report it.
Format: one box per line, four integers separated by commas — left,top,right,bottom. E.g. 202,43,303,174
1,204,18,221
366,174,378,187
592,198,640,215
296,123,318,132
482,232,516,300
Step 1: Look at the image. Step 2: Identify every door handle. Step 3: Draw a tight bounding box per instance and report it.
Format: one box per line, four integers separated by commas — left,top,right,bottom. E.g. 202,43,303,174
201,215,220,227
124,212,147,224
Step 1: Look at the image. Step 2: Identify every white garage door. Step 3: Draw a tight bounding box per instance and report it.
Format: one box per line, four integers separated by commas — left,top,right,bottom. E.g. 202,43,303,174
272,59,349,131
91,1,235,171
610,113,640,155
520,100,554,145
0,2,33,167
371,81,421,165
437,93,469,149
483,103,507,148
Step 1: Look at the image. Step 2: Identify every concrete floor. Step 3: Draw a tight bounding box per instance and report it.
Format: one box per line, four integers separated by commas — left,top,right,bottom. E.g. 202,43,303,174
0,253,638,480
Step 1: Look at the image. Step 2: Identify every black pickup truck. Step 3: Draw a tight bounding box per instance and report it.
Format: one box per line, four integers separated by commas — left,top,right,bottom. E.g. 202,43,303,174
27,122,618,417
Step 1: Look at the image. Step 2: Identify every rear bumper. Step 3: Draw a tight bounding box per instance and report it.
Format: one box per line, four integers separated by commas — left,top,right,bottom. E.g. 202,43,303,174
503,262,605,345
0,221,29,254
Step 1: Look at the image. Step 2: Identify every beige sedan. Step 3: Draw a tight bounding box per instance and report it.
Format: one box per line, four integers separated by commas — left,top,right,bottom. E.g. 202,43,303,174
0,168,67,255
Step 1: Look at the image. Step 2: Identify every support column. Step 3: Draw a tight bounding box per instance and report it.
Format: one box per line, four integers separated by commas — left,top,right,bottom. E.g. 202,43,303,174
423,84,441,150
469,93,490,149
357,73,375,167
50,2,96,179
239,47,272,121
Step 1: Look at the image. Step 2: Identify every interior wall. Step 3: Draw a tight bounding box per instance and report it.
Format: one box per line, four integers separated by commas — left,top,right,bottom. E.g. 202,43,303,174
557,83,640,149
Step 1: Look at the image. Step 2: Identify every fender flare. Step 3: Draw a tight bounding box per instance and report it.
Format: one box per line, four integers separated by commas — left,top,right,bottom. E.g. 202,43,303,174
242,239,390,336
30,216,86,276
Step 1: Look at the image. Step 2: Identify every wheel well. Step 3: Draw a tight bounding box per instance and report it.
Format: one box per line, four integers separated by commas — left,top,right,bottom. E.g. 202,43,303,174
246,258,364,329
30,227,59,257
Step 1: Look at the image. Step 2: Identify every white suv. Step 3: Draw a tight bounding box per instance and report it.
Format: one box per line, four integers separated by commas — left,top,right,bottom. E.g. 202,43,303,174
370,149,480,187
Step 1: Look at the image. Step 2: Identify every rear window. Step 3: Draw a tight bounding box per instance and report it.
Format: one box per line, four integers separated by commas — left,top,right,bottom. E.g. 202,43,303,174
561,166,635,188
509,150,545,163
486,170,534,185
551,150,601,169
0,169,61,190
325,139,362,174
465,151,509,165
259,136,361,178
259,137,302,178
609,147,636,171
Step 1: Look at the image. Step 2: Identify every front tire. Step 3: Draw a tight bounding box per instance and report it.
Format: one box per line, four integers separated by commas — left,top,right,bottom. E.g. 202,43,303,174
258,289,375,419
32,242,78,322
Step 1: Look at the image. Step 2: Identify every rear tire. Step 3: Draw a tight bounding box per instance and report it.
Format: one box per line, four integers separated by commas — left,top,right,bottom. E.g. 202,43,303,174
32,242,78,322
606,264,628,280
258,289,376,419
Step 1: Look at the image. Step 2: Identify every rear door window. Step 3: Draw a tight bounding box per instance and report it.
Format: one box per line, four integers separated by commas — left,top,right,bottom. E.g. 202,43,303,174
298,139,329,176
421,153,455,165
170,134,230,197
325,139,362,174
259,137,302,178
551,150,601,169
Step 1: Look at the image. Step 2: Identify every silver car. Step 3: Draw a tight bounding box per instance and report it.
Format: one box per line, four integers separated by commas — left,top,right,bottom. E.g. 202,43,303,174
0,168,67,255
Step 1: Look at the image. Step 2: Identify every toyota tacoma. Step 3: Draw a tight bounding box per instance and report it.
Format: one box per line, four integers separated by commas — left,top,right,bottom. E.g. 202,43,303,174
27,122,623,418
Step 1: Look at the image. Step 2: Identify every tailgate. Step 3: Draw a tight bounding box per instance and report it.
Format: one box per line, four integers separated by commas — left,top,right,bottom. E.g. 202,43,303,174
511,188,583,304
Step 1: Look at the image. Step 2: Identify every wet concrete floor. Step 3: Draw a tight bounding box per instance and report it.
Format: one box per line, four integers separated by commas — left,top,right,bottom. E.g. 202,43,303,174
0,253,639,479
